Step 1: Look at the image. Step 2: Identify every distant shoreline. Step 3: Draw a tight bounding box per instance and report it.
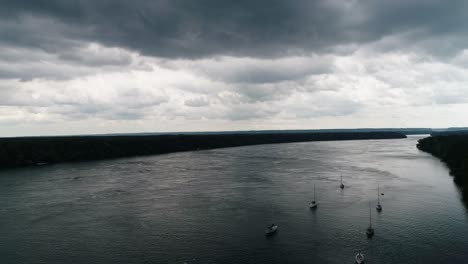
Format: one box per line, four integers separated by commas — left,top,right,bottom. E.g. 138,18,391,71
0,127,433,139
0,131,406,168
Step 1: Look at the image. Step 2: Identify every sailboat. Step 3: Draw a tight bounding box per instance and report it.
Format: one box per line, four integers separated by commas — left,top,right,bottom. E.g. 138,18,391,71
355,251,365,264
265,205,278,235
376,185,382,212
366,201,374,238
340,173,344,189
309,184,318,209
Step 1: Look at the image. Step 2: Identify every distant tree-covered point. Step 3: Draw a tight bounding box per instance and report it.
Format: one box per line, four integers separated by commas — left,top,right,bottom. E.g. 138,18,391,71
417,135,468,189
0,132,406,168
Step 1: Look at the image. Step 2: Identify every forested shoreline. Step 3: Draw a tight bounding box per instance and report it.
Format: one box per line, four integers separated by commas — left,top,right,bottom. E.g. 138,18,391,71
0,132,406,168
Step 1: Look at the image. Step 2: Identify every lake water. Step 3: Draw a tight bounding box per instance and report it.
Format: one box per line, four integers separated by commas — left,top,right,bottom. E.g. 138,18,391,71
1,136,467,264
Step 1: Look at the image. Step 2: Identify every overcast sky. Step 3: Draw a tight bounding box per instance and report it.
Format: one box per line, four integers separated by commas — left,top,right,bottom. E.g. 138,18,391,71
2,0,468,136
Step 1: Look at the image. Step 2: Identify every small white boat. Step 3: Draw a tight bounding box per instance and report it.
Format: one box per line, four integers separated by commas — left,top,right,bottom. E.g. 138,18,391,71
366,201,375,238
309,184,318,209
265,224,278,235
340,174,344,189
376,185,382,212
355,252,365,263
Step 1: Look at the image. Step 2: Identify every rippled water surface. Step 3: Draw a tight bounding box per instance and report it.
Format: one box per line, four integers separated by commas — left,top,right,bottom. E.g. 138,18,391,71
1,136,468,263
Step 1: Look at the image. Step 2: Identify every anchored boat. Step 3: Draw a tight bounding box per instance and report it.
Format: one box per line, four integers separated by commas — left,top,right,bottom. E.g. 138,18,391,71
376,185,382,212
309,184,318,209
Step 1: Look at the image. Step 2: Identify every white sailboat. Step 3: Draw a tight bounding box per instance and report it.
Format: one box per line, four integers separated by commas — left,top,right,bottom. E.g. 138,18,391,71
340,173,344,189
376,185,382,212
309,184,318,209
355,251,365,264
366,201,374,238
265,205,278,235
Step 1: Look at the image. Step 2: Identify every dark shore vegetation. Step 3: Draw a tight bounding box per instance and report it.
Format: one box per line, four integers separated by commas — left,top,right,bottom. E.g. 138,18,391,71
0,132,405,168
417,135,468,198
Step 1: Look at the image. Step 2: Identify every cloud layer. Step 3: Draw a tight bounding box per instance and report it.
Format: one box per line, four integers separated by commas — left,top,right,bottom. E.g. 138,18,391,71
2,1,468,136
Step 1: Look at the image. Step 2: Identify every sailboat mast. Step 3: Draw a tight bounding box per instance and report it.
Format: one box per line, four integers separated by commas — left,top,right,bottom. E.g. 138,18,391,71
271,204,274,220
314,184,316,200
369,201,372,227
377,185,380,205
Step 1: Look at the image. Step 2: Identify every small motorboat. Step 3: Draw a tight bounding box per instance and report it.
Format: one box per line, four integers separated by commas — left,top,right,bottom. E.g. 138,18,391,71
265,224,278,235
355,252,365,263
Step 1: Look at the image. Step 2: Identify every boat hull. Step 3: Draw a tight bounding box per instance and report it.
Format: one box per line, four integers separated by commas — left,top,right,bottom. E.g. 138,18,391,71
376,205,382,212
265,225,278,235
355,253,365,264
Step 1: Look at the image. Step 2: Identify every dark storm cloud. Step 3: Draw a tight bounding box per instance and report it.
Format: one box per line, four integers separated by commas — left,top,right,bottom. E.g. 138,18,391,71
3,0,468,59
0,44,135,81
364,1,468,36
